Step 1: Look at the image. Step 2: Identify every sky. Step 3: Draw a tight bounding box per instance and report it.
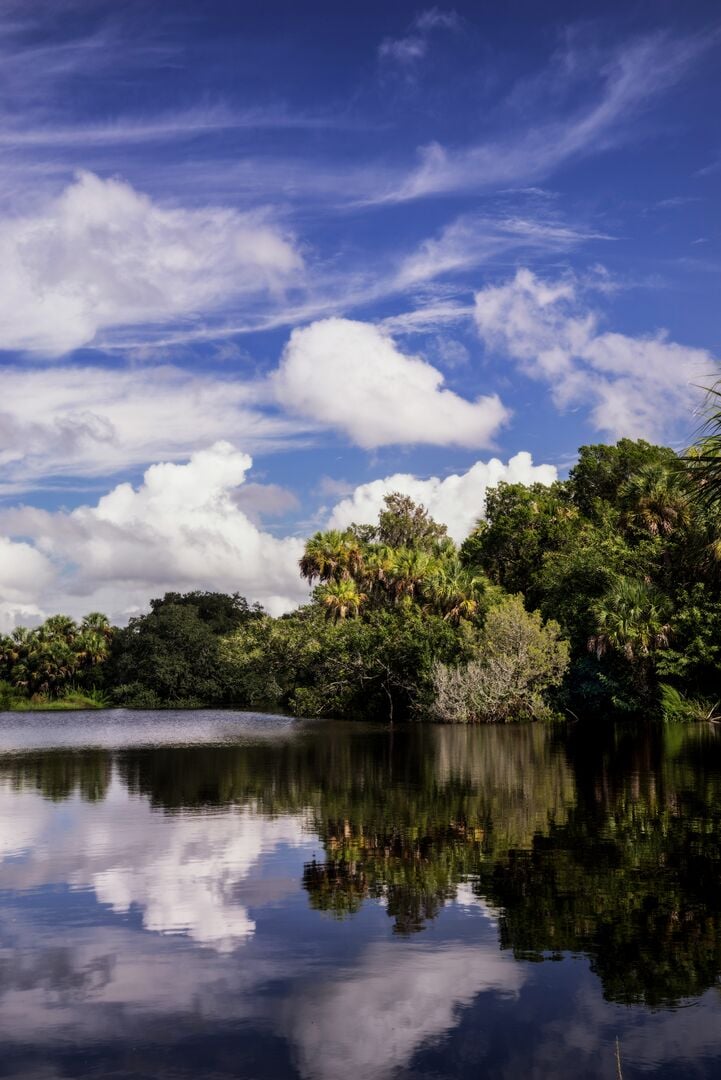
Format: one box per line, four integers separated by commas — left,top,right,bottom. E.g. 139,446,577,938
0,0,719,626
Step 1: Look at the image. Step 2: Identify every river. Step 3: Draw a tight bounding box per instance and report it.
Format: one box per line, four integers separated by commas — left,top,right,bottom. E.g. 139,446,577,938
0,710,720,1078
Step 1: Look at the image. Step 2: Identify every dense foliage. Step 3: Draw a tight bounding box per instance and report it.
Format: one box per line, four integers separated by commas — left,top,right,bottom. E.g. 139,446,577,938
105,592,264,708
2,434,721,721
459,438,721,718
0,613,112,708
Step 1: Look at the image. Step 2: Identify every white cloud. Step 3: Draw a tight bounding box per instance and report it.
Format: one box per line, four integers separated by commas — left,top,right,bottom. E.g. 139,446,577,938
473,268,715,441
0,536,53,631
381,301,474,335
394,213,607,290
327,452,557,542
91,808,308,952
273,317,509,449
0,443,308,622
0,364,310,491
0,171,302,355
0,781,310,954
288,940,523,1080
378,8,459,66
371,33,707,204
0,535,53,602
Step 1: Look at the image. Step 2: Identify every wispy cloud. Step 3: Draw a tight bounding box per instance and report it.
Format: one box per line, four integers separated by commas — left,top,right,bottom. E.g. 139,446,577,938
694,155,721,177
394,212,610,288
368,31,712,204
0,363,312,491
378,8,460,66
96,201,602,354
0,105,364,152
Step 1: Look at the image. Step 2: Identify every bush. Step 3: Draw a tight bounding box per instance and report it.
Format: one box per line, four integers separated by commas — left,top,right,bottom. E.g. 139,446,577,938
0,680,19,710
111,683,163,709
432,596,569,723
659,683,720,723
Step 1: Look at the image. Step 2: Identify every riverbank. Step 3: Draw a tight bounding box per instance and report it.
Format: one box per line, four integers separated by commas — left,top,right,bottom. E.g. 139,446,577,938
1,692,106,711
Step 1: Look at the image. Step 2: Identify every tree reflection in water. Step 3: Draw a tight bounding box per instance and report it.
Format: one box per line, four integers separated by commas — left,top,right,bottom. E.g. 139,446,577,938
2,718,721,1006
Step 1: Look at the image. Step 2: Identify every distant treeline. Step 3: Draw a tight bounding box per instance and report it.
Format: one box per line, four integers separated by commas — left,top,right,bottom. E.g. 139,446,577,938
2,434,721,721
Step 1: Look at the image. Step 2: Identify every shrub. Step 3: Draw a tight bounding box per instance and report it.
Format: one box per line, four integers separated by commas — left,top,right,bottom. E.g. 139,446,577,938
111,683,163,709
432,596,569,723
0,680,19,710
659,683,720,723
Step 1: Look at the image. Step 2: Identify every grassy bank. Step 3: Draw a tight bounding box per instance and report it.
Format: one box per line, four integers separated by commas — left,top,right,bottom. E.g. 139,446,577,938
0,688,107,712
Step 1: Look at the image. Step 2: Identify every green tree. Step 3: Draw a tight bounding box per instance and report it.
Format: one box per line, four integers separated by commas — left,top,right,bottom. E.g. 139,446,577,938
107,592,258,706
619,462,691,539
460,481,579,602
376,492,449,551
570,438,678,518
299,530,364,584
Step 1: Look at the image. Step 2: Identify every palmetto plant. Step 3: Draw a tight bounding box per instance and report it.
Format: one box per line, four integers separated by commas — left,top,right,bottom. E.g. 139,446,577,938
317,579,367,622
684,383,721,508
0,613,113,697
360,544,397,595
589,577,672,663
425,562,485,624
299,530,364,584
620,463,691,537
387,548,439,602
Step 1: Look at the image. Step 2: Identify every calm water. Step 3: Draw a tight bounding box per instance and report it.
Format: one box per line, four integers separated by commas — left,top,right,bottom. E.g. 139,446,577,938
1,712,721,1079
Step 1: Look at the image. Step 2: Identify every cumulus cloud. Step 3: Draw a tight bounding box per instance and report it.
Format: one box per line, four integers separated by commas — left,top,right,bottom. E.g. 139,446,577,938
0,781,311,957
0,171,302,355
0,535,53,603
273,317,508,449
473,268,715,441
0,364,310,491
0,443,309,622
327,452,557,542
0,536,53,632
288,939,523,1080
91,809,308,952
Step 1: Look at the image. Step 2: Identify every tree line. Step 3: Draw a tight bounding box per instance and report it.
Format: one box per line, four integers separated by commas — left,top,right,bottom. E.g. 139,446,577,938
2,426,721,721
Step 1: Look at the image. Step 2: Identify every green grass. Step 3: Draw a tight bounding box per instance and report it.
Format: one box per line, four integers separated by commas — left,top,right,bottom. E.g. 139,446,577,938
0,685,109,711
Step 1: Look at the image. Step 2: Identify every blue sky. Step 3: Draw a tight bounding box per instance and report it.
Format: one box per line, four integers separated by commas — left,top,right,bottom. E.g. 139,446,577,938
0,0,718,623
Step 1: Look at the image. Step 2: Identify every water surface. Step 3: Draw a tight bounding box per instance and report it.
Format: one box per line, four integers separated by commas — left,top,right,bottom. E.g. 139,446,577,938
1,710,721,1079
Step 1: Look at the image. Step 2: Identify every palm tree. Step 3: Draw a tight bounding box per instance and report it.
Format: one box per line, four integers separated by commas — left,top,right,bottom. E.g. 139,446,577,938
388,549,439,603
0,613,113,697
317,580,367,622
360,544,397,600
621,463,691,537
426,562,485,624
82,613,112,637
684,383,721,507
589,577,672,663
300,531,364,584
39,615,79,642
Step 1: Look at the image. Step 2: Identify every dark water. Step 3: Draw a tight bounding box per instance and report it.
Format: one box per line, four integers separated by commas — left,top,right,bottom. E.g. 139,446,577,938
1,712,721,1079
